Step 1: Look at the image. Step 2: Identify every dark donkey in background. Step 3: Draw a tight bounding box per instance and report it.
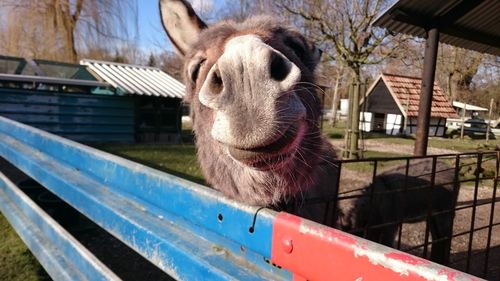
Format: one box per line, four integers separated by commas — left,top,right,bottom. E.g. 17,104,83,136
159,0,458,265
340,159,460,265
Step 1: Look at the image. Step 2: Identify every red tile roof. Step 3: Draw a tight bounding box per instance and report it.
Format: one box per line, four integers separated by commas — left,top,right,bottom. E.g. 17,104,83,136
380,73,458,118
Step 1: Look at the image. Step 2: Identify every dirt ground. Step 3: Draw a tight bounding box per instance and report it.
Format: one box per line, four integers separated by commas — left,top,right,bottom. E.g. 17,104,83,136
330,139,460,155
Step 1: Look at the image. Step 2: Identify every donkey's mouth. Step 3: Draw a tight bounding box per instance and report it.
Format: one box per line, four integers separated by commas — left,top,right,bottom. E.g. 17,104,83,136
227,121,306,170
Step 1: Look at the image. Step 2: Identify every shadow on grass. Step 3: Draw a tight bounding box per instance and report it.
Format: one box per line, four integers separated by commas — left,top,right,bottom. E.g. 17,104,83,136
361,132,416,140
327,132,344,139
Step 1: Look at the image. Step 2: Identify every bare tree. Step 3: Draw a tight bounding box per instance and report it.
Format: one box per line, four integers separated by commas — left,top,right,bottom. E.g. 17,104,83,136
276,0,407,158
158,51,184,81
0,0,138,63
437,45,484,101
277,0,404,81
216,0,274,21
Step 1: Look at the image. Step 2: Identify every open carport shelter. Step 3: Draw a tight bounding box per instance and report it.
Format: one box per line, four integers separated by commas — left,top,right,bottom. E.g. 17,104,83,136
374,0,500,155
0,56,185,143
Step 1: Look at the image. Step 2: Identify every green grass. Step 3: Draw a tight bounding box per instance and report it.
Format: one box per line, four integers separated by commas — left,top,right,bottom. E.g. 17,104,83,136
0,213,51,281
99,144,205,184
342,151,408,173
321,120,346,139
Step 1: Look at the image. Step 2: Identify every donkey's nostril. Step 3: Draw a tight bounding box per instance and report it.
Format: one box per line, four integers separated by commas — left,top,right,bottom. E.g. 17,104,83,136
270,52,291,82
210,68,223,95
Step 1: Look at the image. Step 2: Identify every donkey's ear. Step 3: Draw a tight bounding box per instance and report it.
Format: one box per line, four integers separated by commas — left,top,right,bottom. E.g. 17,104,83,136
159,0,207,56
309,42,323,67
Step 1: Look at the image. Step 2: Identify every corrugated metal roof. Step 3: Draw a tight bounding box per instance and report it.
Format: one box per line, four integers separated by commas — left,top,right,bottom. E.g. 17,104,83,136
366,73,458,118
81,59,185,98
373,0,500,56
0,73,109,87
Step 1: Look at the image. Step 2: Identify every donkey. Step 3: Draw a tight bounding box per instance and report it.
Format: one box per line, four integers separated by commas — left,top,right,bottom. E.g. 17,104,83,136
340,159,459,264
159,0,339,221
159,0,457,264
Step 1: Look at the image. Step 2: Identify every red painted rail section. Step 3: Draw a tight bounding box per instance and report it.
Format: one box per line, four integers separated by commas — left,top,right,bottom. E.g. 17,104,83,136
271,213,482,281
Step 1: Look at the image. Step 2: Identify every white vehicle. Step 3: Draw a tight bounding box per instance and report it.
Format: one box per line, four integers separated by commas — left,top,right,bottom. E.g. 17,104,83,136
447,118,500,139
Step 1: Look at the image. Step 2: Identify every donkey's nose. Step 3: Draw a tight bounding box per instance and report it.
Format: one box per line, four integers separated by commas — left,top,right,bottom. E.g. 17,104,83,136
198,35,301,111
208,67,223,96
270,51,291,82
218,34,300,92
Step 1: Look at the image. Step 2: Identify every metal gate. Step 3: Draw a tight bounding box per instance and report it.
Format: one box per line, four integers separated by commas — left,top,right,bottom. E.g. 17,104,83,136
289,152,499,279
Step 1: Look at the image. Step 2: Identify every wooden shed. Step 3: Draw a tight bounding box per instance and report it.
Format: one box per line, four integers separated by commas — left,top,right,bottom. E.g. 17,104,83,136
82,59,185,143
360,73,457,136
0,56,185,143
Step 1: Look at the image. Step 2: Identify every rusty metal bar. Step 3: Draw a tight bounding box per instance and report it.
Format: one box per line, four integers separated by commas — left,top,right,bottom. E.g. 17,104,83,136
397,158,412,250
442,154,462,264
363,159,379,238
422,156,438,259
465,153,483,272
329,161,342,227
483,152,499,277
414,27,440,156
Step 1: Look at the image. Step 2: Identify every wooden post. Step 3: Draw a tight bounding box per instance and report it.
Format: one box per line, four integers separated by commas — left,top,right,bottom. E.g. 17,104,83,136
330,71,342,127
414,27,440,156
349,82,361,159
486,98,494,142
404,93,410,134
343,82,354,158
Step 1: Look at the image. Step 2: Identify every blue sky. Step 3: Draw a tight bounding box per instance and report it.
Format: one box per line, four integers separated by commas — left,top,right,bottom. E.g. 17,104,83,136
137,1,172,52
136,0,225,53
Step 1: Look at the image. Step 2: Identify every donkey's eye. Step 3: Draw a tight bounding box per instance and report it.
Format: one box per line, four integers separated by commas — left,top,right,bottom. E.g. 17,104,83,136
190,59,206,82
284,37,306,59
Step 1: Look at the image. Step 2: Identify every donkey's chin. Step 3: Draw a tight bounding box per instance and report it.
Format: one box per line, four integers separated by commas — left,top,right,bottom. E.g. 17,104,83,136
227,121,306,171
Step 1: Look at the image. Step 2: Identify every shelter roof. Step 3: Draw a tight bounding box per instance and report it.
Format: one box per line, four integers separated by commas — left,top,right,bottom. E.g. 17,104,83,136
81,59,185,98
373,0,500,56
365,73,458,118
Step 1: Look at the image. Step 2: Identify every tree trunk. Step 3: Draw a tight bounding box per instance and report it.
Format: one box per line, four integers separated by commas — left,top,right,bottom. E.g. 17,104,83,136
54,0,80,62
446,73,454,100
344,68,361,159
329,70,342,127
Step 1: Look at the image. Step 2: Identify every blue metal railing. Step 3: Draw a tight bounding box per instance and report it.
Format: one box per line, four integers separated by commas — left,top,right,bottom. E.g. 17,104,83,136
0,116,286,280
0,116,483,281
0,173,119,281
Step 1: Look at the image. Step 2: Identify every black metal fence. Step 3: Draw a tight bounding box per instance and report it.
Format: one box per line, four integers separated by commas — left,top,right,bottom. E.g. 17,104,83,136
301,151,499,280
